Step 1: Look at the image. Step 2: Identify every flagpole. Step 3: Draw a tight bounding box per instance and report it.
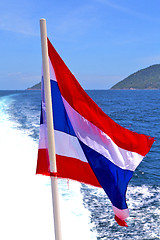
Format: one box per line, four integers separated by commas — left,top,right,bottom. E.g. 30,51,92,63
40,18,62,240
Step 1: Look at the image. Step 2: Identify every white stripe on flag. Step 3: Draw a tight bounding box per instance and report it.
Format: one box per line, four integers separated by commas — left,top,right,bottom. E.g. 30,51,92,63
112,205,129,220
54,130,88,163
49,57,57,81
62,97,143,171
38,125,88,163
38,124,48,149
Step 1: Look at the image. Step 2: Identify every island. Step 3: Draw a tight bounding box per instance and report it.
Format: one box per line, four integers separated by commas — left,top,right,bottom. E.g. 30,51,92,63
111,64,160,89
27,82,41,90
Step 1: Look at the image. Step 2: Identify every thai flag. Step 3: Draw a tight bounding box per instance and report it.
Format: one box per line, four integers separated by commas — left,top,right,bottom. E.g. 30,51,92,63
36,38,154,227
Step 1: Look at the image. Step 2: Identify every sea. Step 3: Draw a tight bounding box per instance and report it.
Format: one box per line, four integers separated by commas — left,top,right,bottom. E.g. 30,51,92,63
0,89,159,240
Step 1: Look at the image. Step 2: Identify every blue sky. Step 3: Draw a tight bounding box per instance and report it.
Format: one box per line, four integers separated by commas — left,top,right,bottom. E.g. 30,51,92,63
1,0,160,89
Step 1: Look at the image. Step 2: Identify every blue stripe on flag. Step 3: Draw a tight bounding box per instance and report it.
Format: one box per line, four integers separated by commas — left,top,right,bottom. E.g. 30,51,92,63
50,80,76,136
79,140,133,209
40,103,43,124
49,80,133,210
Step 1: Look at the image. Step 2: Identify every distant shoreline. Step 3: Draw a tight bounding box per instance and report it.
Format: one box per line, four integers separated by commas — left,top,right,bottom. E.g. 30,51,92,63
27,88,41,90
110,88,160,90
26,88,160,91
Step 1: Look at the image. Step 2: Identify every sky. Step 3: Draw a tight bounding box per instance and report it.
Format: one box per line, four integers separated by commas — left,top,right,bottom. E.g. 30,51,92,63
1,0,160,90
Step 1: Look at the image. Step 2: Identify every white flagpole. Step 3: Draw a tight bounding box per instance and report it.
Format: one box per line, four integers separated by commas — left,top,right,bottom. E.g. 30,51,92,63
40,18,62,240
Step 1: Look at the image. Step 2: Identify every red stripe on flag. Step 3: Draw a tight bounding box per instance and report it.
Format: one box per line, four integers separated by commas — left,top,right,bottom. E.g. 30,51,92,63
56,155,101,187
47,38,154,156
36,148,50,176
36,149,101,187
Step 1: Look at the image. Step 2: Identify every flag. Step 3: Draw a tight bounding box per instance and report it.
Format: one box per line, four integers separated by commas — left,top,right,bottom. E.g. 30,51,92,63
36,38,154,226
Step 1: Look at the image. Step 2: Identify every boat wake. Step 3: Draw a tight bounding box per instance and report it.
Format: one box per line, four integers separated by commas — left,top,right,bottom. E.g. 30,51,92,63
0,93,96,240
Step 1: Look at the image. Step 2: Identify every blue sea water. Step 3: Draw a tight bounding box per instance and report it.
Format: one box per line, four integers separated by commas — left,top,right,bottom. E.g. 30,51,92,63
0,89,159,239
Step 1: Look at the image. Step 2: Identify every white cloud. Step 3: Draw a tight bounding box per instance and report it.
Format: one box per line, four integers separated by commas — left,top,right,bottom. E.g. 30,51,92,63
0,0,39,35
95,0,154,21
51,4,97,39
0,1,96,37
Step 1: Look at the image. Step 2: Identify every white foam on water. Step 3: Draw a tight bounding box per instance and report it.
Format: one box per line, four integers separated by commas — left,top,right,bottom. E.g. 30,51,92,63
0,95,97,240
126,185,160,239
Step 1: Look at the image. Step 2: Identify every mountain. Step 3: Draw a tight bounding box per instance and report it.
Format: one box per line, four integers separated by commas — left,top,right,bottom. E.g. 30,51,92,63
111,64,160,89
27,82,41,90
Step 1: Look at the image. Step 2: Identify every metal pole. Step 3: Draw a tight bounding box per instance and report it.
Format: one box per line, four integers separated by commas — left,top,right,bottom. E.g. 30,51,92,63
40,18,62,240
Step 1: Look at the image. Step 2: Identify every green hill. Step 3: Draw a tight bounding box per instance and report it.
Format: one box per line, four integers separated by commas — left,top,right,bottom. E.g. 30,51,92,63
111,64,160,89
27,82,41,90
